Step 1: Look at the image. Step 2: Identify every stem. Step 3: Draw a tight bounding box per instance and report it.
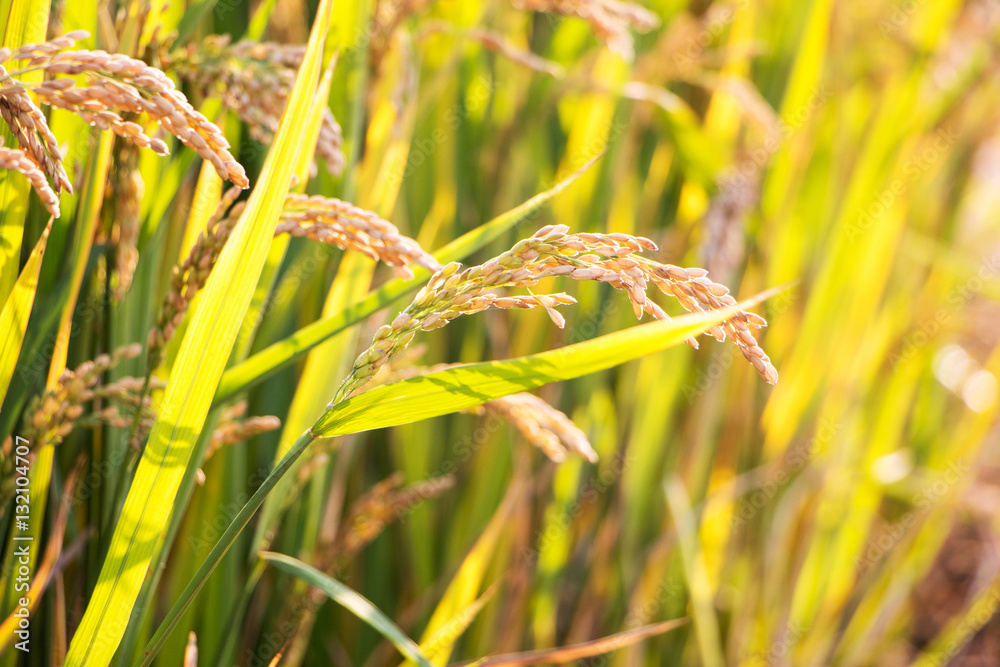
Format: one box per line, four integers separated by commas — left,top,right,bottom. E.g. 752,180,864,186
138,429,318,666
98,373,151,540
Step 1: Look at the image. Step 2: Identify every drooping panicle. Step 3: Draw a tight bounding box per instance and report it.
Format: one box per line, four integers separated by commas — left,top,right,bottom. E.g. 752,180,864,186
331,224,776,407
0,30,249,196
164,35,345,176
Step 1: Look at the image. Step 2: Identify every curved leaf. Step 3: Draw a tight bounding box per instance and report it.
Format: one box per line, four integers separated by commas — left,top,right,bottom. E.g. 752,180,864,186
0,0,51,302
261,551,434,667
456,618,688,667
312,305,755,437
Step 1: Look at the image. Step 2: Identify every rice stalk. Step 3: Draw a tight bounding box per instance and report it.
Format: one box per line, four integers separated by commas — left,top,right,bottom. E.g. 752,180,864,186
331,472,456,563
164,34,345,175
203,401,281,461
0,76,69,194
109,140,142,297
384,356,597,462
419,23,565,78
472,392,597,463
0,30,249,189
333,223,776,403
147,189,439,368
22,343,144,448
146,185,244,369
0,139,60,215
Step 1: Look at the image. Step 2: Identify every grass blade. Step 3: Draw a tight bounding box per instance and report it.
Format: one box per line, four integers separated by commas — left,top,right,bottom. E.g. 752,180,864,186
0,0,50,302
136,431,317,666
664,475,724,667
311,301,766,437
0,219,50,407
910,575,1000,667
62,0,335,662
140,294,776,667
418,583,499,664
0,465,76,653
405,486,519,667
260,551,435,667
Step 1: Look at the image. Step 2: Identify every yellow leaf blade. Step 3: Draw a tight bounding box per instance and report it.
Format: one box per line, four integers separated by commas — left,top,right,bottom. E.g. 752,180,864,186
63,0,336,662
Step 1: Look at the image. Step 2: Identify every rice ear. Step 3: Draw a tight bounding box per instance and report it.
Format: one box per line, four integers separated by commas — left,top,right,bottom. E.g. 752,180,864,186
23,344,144,447
0,144,60,215
0,85,70,194
0,32,249,187
276,193,441,275
474,391,598,462
165,36,345,175
333,225,777,406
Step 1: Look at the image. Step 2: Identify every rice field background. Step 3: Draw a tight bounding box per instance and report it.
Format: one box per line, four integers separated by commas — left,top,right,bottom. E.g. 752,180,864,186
1,0,999,665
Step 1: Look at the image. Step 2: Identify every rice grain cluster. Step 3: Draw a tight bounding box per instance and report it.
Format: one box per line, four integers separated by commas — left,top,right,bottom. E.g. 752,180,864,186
332,223,777,405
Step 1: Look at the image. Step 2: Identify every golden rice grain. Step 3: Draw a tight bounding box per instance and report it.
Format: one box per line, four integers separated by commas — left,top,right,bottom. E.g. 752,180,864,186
0,142,60,215
0,31,249,188
165,35,344,175
332,223,777,406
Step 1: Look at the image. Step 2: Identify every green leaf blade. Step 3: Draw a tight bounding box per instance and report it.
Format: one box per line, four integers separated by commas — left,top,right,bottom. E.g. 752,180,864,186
312,306,751,438
261,552,435,667
0,0,50,303
62,0,335,663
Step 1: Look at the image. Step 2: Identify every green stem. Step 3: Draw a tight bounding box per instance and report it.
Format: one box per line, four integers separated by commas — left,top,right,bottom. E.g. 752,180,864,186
138,429,318,666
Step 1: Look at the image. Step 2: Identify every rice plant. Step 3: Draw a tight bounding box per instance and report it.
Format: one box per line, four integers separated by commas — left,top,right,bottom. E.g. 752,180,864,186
1,0,999,666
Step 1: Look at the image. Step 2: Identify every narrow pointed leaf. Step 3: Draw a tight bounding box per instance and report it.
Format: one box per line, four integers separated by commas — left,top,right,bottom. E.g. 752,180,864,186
312,305,758,438
137,291,776,667
0,220,50,407
260,552,434,667
456,618,689,667
419,583,499,664
136,430,317,667
63,0,336,663
405,489,518,667
0,0,50,302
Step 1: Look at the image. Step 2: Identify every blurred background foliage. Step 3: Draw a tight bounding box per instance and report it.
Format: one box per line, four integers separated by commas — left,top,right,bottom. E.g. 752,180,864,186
3,0,1000,665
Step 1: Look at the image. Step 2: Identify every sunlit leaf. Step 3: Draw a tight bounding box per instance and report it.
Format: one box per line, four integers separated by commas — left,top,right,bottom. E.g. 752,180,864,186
63,0,336,662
